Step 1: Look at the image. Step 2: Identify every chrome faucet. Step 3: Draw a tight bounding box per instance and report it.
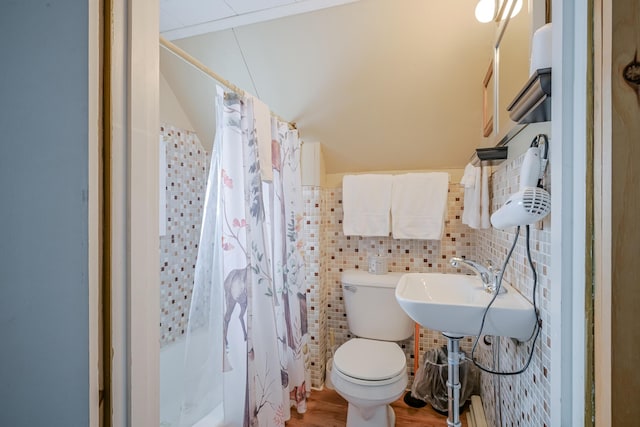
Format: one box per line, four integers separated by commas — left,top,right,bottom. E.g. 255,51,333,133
449,257,506,295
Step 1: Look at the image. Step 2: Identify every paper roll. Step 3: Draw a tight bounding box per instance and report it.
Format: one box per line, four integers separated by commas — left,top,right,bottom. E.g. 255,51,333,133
530,23,553,75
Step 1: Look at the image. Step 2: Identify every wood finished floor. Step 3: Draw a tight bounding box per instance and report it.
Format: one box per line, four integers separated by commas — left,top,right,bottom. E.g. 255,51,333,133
286,388,468,427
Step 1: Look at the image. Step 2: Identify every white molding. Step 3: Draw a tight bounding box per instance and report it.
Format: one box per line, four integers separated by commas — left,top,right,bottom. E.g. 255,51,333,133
111,0,160,425
593,0,612,424
161,0,359,40
111,1,128,424
129,0,161,425
550,0,588,425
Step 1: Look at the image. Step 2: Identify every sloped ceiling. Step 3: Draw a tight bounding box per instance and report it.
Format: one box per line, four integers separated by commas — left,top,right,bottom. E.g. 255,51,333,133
160,0,360,39
160,0,497,173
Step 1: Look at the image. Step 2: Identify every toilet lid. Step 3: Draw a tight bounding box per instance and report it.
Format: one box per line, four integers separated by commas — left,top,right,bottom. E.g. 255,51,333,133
333,338,406,381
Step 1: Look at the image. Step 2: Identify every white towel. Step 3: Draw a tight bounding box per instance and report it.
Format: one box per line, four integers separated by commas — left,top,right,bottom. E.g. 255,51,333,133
391,173,449,240
461,163,481,228
460,163,490,229
342,174,393,236
480,165,491,228
460,163,476,188
252,96,273,182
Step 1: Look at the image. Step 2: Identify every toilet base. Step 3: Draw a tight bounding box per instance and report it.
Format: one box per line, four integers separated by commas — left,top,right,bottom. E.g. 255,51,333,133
346,403,396,427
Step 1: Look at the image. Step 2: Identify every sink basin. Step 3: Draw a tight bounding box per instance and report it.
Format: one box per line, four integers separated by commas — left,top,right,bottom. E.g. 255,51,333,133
395,273,536,341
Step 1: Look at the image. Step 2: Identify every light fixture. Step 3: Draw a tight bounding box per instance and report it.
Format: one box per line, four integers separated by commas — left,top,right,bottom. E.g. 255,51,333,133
474,0,522,23
474,0,496,23
498,0,523,21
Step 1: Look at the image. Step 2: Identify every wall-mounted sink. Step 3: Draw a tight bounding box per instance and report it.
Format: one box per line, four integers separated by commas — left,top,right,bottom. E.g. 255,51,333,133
395,273,536,341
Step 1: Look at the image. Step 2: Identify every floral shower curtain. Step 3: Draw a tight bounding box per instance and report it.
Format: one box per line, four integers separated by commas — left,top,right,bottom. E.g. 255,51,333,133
267,117,311,419
179,87,309,427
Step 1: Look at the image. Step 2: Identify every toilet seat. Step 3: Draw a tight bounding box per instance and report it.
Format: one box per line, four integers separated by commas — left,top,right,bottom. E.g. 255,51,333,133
333,338,407,384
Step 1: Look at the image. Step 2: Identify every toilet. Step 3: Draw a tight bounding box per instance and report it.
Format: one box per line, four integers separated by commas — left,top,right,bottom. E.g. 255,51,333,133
330,269,414,427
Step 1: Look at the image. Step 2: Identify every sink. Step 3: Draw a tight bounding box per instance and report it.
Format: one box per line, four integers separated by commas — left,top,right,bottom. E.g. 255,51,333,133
395,273,536,341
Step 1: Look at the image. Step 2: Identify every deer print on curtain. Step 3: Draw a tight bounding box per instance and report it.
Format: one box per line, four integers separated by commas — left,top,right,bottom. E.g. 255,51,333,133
179,86,309,427
267,118,311,418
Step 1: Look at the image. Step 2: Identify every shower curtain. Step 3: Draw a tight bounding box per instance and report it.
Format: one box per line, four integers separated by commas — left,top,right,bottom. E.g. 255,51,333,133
179,87,309,427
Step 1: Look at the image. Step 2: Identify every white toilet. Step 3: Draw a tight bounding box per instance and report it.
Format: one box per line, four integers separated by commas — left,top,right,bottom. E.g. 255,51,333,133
330,269,414,427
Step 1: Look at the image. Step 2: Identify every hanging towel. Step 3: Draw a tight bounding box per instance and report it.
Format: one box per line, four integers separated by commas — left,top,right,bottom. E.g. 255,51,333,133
391,172,449,240
342,174,393,236
460,163,491,229
252,96,273,182
461,163,481,228
480,165,491,229
460,163,476,188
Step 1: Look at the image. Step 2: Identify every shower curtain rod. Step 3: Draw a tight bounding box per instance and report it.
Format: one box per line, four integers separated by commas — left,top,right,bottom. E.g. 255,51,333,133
159,36,297,130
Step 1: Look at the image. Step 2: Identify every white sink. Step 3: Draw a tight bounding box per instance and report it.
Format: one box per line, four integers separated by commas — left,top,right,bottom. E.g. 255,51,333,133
395,273,536,341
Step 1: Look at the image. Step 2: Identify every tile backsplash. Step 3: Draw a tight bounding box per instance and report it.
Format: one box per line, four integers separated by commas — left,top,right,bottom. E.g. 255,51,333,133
303,186,328,388
303,182,478,389
157,125,553,426
159,125,210,347
302,153,551,426
475,150,552,427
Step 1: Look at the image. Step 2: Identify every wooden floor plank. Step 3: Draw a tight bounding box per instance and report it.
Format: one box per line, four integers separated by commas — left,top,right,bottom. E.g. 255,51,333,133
286,388,468,427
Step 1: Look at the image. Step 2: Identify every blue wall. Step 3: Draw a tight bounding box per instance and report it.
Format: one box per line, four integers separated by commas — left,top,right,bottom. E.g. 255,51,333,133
0,1,90,425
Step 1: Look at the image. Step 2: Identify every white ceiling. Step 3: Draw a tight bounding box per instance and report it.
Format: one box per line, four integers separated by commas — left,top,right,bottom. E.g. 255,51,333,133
160,0,359,40
160,0,504,174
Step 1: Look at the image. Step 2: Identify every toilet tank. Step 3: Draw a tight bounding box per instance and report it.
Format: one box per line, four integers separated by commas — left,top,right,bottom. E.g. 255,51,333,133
341,269,414,341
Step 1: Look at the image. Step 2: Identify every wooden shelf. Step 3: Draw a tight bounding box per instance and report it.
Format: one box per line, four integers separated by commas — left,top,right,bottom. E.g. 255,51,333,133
507,68,551,124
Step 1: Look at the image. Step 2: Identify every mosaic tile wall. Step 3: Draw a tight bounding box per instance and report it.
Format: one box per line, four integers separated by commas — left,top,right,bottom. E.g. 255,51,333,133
475,150,552,427
303,181,481,388
159,125,210,347
303,186,329,389
302,160,552,424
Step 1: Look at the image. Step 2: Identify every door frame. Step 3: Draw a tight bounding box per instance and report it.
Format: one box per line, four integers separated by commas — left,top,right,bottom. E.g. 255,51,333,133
593,0,611,424
549,0,589,425
593,0,640,424
109,0,160,425
107,0,596,425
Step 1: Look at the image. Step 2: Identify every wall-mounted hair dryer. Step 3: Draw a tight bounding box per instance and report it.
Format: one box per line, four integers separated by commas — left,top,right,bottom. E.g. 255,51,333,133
470,135,550,376
490,143,550,229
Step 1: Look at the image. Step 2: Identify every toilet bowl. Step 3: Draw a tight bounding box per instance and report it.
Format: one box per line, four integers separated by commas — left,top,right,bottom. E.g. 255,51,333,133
332,270,414,427
331,338,408,427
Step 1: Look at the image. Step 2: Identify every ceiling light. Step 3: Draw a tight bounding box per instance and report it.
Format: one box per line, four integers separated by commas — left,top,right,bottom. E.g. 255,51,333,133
475,0,496,23
498,0,523,20
475,0,522,23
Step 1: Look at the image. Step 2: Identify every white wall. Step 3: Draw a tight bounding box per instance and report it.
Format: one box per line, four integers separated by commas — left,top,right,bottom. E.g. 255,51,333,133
301,141,326,186
160,71,196,131
0,1,91,425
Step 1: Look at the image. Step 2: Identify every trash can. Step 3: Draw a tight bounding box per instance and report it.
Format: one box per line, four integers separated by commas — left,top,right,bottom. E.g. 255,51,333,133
410,345,480,413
